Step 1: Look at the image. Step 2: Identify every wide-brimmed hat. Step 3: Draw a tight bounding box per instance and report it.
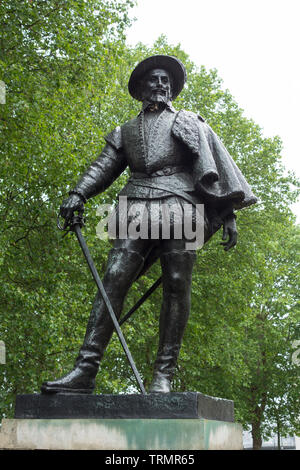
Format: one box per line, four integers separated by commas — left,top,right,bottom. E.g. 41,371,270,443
128,55,187,101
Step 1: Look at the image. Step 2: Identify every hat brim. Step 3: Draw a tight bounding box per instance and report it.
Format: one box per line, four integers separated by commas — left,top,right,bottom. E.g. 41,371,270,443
128,55,187,101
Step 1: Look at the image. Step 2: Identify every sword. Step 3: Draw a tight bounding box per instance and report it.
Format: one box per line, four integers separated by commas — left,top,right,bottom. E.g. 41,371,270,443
57,212,146,395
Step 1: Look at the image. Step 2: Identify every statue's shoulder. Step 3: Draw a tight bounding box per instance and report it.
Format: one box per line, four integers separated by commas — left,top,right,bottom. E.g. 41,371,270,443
105,115,140,150
104,125,123,150
172,109,207,146
174,109,206,126
121,115,139,131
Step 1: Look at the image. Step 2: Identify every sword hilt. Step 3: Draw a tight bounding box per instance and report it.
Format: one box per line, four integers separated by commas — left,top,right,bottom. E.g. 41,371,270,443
57,210,85,235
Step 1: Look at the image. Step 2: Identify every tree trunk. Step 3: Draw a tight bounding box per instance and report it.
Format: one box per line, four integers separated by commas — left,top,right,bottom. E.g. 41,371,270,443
277,419,281,450
251,422,262,450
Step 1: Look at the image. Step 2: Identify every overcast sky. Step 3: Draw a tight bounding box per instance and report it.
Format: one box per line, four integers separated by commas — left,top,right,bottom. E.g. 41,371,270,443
126,0,300,219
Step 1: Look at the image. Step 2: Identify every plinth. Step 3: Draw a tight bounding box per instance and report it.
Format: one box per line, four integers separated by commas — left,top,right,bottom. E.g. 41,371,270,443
0,393,243,450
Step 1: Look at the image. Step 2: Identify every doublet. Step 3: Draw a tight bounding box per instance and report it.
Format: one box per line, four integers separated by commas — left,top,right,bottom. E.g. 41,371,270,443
119,107,196,200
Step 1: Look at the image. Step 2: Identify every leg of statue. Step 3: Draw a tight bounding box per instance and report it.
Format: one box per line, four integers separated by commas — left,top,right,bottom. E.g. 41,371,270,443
41,239,151,394
148,240,196,393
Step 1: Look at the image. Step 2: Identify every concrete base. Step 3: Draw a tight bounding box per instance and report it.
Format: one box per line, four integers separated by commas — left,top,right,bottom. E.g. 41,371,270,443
0,418,243,450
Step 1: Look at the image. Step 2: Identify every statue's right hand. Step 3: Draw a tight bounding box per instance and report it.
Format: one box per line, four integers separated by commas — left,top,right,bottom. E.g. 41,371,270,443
59,193,85,221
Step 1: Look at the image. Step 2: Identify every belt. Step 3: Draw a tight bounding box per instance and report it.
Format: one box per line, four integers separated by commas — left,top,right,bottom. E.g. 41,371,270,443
131,165,186,179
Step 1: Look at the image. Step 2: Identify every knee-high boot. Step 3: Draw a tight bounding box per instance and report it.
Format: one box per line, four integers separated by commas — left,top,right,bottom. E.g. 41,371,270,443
41,248,145,394
148,250,196,393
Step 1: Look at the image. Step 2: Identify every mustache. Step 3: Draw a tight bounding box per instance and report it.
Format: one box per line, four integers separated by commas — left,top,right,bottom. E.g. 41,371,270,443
151,88,167,94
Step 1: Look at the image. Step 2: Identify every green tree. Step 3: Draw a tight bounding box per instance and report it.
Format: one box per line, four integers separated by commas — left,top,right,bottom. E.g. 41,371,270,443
226,222,300,449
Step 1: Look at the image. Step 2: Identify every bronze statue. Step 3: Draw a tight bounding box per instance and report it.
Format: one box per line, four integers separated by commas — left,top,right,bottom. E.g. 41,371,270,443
41,55,257,395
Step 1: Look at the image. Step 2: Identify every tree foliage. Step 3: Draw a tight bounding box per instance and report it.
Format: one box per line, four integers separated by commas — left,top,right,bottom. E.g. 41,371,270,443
0,4,299,448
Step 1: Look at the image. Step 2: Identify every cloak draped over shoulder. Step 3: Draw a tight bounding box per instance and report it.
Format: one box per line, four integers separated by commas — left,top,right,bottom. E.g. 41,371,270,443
172,110,257,211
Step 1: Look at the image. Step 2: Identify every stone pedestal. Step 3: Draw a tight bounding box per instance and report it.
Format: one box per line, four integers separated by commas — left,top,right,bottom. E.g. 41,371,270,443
0,418,242,450
0,393,243,450
14,392,235,421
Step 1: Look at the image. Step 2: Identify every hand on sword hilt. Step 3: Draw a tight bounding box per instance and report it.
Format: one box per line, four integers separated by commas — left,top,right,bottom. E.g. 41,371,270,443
57,191,85,232
57,209,85,236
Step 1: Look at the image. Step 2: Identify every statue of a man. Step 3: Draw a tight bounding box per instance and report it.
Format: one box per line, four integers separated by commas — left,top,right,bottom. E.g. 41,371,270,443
41,55,256,394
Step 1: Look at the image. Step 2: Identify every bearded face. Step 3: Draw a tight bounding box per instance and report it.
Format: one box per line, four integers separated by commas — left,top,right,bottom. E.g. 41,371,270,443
141,68,172,104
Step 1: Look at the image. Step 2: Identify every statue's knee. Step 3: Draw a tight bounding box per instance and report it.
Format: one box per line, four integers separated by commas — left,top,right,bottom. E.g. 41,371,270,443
103,248,144,288
164,269,190,294
161,251,195,294
103,264,121,287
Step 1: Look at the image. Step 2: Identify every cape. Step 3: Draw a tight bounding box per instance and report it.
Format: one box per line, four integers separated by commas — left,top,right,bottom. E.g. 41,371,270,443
171,110,257,212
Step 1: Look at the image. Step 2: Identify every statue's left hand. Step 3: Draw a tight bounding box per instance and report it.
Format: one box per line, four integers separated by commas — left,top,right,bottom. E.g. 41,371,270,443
220,214,237,251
